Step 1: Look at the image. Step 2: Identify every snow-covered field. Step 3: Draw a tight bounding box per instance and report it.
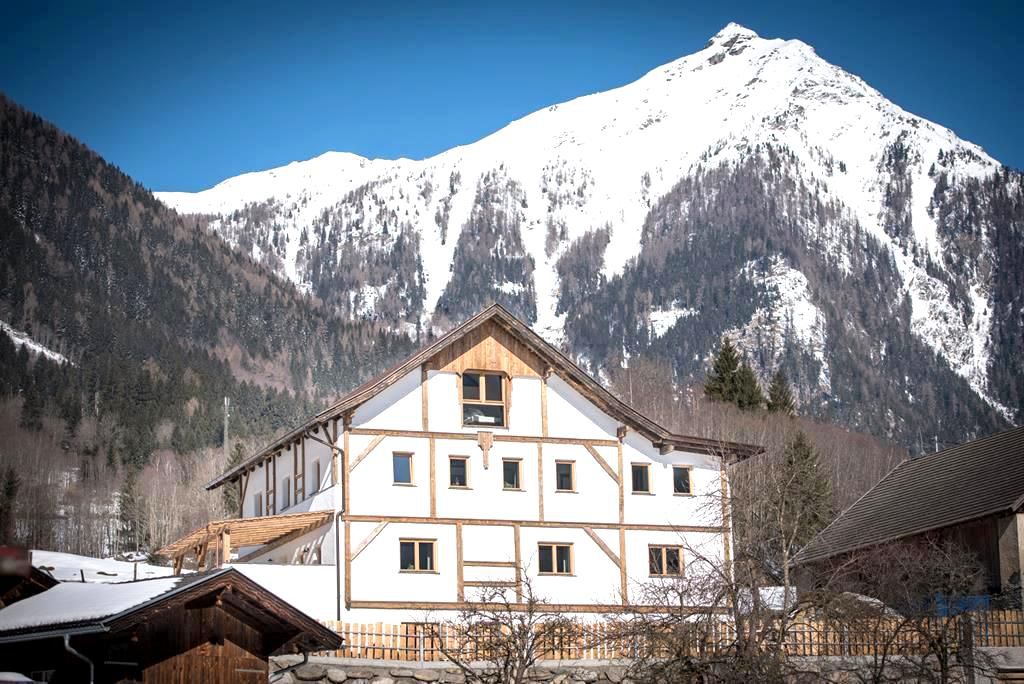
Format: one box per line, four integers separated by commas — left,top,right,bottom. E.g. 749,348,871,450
31,549,176,583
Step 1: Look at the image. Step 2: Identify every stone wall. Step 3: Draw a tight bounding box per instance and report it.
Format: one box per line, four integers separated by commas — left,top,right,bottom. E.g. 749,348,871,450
270,656,633,684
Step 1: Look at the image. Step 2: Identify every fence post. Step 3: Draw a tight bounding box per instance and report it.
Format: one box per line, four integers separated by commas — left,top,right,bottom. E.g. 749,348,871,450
961,613,976,684
418,624,425,663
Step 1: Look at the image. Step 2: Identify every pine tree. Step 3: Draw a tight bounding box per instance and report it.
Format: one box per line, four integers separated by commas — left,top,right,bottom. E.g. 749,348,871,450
766,370,796,416
704,337,741,403
0,466,20,544
19,382,44,431
734,362,765,410
781,431,833,548
222,442,247,516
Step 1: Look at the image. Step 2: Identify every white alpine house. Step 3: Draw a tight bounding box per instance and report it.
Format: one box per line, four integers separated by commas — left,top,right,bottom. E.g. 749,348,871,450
159,306,758,622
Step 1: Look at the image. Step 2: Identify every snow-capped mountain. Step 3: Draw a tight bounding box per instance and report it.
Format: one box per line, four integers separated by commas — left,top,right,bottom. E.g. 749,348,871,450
157,23,1023,445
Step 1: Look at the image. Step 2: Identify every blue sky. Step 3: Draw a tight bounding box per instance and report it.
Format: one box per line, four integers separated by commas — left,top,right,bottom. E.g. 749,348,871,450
1,0,1020,191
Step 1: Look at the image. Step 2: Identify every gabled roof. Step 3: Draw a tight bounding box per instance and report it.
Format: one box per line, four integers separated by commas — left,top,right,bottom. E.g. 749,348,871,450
207,304,762,490
0,567,343,652
795,425,1024,565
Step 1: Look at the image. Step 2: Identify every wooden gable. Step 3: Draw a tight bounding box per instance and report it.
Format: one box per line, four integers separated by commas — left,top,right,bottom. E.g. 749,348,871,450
424,319,547,377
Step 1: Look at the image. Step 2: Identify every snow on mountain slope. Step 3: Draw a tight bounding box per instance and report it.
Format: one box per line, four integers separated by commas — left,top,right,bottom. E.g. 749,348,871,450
157,23,1011,417
1,320,72,365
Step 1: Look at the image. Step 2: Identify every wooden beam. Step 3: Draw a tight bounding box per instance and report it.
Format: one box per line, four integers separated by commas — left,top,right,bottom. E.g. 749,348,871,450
350,521,389,562
349,435,386,472
421,365,430,431
537,443,544,522
617,437,625,525
342,416,350,513
456,521,464,601
235,519,329,563
221,530,231,565
341,514,723,533
347,427,618,448
238,471,249,520
720,464,733,581
583,526,620,568
540,374,549,437
584,444,619,484
463,560,516,568
513,523,522,602
348,600,729,615
429,438,437,517
464,580,516,588
618,527,628,605
477,431,493,469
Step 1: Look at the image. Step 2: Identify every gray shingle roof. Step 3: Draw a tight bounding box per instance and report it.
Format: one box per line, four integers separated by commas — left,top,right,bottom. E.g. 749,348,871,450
795,426,1024,565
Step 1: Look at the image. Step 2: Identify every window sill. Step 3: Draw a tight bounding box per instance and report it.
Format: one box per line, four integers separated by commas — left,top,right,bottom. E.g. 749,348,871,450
393,482,416,487
399,570,440,575
554,489,577,494
649,574,685,578
537,572,575,577
502,487,526,492
449,485,471,490
462,424,510,431
631,491,654,496
673,492,694,497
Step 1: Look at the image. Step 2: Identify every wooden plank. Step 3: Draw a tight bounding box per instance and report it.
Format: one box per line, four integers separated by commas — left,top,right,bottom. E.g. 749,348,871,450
342,417,350,512
221,530,231,565
583,527,620,568
513,523,522,602
719,464,732,580
464,580,516,588
463,560,516,568
348,600,727,614
351,521,389,562
478,431,493,469
429,438,437,517
616,433,624,524
540,373,549,437
421,365,430,431
537,443,544,521
456,521,464,601
424,319,547,377
347,427,619,447
584,444,619,484
618,527,627,605
235,518,330,562
341,514,723,533
349,435,386,472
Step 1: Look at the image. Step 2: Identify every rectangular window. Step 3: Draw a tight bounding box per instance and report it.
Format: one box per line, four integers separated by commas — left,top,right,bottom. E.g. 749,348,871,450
393,453,413,485
502,459,521,490
312,460,321,493
649,545,684,576
281,477,291,509
673,466,691,495
538,543,573,575
253,493,263,517
400,539,436,572
449,456,468,488
462,371,507,428
631,464,650,494
555,461,575,492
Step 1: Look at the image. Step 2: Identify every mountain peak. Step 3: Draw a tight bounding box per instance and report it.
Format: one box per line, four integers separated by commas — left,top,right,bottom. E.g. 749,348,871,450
705,22,760,47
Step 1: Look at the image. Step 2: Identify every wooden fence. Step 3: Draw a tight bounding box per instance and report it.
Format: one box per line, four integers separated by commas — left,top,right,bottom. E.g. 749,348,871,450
316,610,1024,663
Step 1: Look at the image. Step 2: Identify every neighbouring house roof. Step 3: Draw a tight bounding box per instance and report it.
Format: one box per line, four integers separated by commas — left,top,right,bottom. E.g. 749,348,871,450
0,566,58,608
0,567,343,652
207,304,761,490
795,425,1024,565
156,510,332,559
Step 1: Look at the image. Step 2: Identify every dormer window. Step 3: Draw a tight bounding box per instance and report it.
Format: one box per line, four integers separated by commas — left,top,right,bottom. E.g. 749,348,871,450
462,371,506,428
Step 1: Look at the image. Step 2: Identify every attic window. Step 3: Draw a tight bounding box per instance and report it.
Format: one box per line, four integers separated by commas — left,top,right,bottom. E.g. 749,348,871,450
462,372,506,428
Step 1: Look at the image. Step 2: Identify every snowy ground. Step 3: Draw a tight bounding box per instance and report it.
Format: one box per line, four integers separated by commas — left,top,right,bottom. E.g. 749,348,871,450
0,321,71,365
31,549,176,583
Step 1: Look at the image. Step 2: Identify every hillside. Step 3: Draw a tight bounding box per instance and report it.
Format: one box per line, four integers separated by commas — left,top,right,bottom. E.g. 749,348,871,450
0,94,417,553
158,23,1023,448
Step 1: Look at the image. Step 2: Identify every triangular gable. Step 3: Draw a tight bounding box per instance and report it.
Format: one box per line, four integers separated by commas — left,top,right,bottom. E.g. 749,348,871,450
207,305,760,490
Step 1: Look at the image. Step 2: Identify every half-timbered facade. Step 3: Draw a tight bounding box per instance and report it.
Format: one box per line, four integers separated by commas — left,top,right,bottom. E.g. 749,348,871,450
159,305,759,621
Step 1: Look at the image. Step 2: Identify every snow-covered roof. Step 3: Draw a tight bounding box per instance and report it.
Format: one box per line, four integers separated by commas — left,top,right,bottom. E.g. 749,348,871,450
0,574,187,632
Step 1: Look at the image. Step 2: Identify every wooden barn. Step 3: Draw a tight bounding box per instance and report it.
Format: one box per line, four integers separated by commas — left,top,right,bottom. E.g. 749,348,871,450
795,426,1024,604
0,567,342,683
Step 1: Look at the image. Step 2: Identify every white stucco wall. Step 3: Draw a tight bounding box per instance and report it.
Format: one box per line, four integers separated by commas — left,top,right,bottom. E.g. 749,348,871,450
352,367,424,430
